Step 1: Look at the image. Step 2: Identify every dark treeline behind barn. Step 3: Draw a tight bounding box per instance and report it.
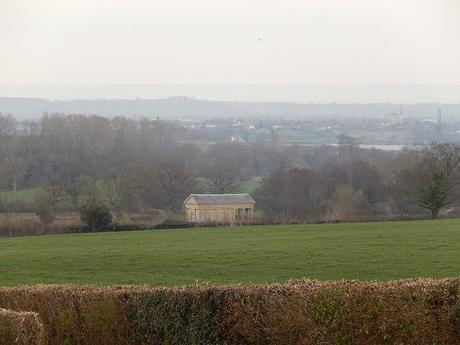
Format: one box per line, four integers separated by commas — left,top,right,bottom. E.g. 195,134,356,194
1,113,459,235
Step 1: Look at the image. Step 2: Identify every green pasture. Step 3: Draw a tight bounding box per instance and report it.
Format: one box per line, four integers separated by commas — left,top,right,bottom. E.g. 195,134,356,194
0,219,459,286
194,176,262,193
0,188,41,203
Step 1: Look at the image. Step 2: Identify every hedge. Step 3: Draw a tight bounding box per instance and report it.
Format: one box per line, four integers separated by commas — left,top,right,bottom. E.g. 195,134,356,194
0,308,43,345
0,278,459,345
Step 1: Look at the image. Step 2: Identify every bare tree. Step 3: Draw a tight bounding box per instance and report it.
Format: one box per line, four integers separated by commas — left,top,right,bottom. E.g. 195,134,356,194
206,160,242,193
337,134,359,162
153,164,195,212
326,184,364,221
254,168,322,222
398,143,460,218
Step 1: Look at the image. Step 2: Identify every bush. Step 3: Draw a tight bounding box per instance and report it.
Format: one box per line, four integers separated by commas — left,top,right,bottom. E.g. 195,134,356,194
36,208,55,225
79,203,112,231
0,308,43,345
0,279,459,345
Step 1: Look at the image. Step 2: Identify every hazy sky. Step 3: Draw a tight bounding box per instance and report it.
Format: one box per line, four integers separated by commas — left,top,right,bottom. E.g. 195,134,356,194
1,0,460,101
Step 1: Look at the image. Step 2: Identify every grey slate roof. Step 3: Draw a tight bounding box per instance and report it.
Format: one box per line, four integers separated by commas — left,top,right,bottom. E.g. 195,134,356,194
186,193,256,205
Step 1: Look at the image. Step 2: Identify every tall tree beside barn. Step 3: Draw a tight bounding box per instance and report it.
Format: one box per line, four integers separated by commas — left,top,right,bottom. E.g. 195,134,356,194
205,159,242,193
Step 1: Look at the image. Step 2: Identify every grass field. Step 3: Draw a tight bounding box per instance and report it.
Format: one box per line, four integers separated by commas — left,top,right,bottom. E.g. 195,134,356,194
0,219,459,287
195,176,262,193
0,187,42,203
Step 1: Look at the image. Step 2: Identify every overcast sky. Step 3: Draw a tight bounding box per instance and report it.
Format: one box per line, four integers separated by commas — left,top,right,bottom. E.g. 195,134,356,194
1,0,459,101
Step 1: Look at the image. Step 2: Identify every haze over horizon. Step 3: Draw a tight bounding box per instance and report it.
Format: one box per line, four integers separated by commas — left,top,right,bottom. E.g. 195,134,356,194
1,0,460,103
1,84,460,104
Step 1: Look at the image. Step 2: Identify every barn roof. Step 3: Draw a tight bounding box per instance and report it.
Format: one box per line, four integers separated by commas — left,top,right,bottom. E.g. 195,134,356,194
185,193,256,205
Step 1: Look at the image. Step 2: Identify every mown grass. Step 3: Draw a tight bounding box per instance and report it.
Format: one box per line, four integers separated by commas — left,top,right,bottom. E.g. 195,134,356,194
0,219,459,287
239,176,263,193
0,188,42,203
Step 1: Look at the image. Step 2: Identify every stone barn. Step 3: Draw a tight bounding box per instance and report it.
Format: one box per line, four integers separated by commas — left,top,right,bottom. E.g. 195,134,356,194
184,194,256,224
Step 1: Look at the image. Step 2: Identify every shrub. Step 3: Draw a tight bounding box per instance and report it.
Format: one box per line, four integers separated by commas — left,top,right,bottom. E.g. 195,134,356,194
36,208,55,225
0,279,459,345
0,308,43,345
79,203,112,231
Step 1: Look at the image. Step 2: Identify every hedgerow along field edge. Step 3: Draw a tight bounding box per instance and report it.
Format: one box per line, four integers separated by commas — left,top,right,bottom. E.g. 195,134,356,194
0,219,459,287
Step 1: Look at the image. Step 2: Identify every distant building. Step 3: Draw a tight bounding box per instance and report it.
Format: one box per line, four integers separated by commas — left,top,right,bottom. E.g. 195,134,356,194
383,114,402,126
437,109,442,140
231,135,246,143
184,194,256,224
383,105,404,126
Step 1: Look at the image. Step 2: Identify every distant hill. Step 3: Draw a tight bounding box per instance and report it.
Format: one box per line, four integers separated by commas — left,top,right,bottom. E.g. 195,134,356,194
1,96,459,120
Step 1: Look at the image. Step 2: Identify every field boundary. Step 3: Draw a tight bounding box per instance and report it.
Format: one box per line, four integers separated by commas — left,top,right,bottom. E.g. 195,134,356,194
0,278,459,344
0,308,43,345
1,213,456,239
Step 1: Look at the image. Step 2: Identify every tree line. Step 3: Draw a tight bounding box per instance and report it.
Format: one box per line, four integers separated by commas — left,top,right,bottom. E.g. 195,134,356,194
0,112,459,229
255,142,460,222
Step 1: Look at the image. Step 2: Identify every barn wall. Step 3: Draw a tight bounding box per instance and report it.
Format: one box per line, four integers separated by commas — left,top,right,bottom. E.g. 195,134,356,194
185,203,254,224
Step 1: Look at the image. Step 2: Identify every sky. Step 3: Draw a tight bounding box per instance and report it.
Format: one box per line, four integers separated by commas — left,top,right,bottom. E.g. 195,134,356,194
1,0,460,102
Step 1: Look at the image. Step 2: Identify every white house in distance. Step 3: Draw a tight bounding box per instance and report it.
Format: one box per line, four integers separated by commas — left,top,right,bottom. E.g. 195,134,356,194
184,194,256,224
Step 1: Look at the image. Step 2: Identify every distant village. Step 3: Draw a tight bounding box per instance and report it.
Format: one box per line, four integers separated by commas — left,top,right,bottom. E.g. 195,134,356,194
177,108,459,147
